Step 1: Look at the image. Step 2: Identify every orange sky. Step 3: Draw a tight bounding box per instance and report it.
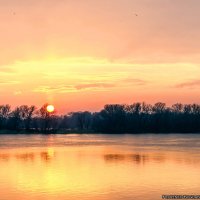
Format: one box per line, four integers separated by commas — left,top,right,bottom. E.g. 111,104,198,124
0,0,200,113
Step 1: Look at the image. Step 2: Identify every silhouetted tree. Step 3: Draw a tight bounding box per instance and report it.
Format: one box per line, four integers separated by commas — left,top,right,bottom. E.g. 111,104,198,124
98,104,126,133
0,104,11,129
19,105,36,131
125,103,142,132
38,104,56,132
1,102,200,133
8,107,21,131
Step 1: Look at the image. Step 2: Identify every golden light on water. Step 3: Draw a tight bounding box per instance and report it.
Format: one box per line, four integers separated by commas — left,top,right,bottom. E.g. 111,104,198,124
46,105,55,113
0,135,200,200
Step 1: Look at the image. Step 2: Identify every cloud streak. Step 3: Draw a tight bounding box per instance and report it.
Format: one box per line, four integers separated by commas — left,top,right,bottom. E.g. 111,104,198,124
123,78,148,86
176,80,200,89
33,85,76,93
0,80,19,85
33,82,116,93
0,66,14,73
75,83,115,90
33,78,149,94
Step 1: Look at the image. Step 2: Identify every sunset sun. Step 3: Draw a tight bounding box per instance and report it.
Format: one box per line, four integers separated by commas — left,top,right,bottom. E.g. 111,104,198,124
46,105,55,113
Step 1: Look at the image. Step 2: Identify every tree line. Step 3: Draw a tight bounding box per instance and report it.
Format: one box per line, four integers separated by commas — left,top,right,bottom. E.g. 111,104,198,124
0,102,200,133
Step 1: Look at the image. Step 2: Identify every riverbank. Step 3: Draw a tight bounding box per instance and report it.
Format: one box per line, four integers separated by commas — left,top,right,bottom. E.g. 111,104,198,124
1,129,200,135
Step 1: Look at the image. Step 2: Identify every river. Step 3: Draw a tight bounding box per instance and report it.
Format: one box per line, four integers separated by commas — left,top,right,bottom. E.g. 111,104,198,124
0,134,200,200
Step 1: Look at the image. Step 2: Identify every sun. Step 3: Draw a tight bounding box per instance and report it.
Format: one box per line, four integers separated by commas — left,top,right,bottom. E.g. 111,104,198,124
46,105,55,113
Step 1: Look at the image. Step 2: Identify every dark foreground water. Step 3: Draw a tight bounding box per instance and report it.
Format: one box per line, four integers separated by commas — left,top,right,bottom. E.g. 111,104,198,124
0,134,200,200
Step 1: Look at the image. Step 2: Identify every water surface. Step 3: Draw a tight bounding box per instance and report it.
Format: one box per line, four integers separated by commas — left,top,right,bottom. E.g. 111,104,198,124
0,134,200,200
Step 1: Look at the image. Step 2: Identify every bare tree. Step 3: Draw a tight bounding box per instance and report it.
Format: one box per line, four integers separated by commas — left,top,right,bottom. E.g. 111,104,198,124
0,104,11,129
38,104,56,132
19,105,36,131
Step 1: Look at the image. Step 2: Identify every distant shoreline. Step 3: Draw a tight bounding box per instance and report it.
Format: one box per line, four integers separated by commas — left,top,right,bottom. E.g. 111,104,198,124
1,130,200,135
1,102,200,134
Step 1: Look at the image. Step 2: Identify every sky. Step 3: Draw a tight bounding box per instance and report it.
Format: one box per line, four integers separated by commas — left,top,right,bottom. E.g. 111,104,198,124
0,0,200,113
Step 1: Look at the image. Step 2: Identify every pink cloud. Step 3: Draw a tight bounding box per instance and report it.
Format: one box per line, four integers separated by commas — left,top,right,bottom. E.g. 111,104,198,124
176,80,200,89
